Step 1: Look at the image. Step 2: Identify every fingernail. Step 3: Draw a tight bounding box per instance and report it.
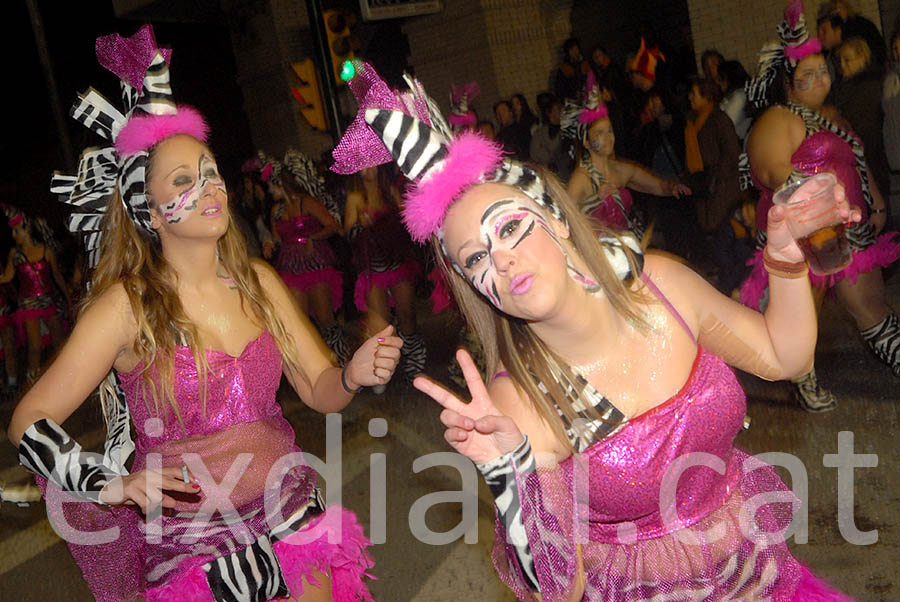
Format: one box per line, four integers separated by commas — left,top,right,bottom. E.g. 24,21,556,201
377,337,385,343
192,483,200,490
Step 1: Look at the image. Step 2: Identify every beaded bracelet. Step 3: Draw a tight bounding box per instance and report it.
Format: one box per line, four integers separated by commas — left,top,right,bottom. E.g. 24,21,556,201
763,247,808,279
341,367,361,394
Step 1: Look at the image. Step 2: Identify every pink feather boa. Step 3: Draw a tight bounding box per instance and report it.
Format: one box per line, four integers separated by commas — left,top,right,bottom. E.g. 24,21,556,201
791,565,854,601
115,105,209,156
578,106,609,124
784,38,823,63
401,131,504,243
740,232,900,310
145,506,375,602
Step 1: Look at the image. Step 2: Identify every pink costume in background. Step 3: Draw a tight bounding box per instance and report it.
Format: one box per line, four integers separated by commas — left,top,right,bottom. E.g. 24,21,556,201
350,206,419,312
579,162,644,240
37,331,374,602
274,209,343,313
13,248,61,341
492,279,852,601
740,107,900,310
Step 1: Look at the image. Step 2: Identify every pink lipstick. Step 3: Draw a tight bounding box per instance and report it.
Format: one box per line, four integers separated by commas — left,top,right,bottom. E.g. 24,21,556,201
510,273,534,295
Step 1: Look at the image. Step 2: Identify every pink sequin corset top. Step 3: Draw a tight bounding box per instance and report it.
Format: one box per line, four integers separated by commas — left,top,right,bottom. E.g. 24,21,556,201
755,130,864,233
119,331,288,449
15,255,53,299
590,187,634,231
275,213,336,274
563,348,747,543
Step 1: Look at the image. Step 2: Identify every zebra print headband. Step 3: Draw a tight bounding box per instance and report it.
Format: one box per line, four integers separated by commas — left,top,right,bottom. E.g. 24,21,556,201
50,25,209,268
746,0,822,109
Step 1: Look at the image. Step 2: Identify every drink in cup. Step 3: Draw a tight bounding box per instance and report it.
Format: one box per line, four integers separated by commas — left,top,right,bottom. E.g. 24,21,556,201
772,173,851,275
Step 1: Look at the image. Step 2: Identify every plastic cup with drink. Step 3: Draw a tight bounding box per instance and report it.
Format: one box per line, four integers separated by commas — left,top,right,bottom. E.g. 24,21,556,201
772,173,851,275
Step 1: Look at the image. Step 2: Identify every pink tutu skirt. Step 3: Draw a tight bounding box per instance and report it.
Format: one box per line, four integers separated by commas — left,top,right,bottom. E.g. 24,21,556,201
353,260,420,312
279,267,344,313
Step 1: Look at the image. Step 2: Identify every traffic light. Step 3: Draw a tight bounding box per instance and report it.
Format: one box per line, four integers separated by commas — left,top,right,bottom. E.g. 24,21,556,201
291,59,327,132
322,9,358,85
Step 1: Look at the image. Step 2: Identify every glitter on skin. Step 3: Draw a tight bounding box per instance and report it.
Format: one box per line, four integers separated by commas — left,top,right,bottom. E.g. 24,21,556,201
161,154,227,224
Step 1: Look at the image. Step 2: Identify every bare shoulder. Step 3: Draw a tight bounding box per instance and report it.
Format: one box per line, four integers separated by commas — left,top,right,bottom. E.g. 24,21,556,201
78,282,139,357
251,257,282,290
640,252,710,331
749,105,803,144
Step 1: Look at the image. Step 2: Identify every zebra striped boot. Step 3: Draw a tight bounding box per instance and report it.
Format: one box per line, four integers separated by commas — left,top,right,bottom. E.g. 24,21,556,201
791,367,837,413
322,324,350,367
399,331,427,382
860,312,900,377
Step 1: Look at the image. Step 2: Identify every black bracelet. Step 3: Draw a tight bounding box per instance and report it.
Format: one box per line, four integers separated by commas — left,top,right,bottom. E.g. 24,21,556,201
341,367,361,394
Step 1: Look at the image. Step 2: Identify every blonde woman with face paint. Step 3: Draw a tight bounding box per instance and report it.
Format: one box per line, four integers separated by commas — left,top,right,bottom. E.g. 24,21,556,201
741,0,900,413
335,57,856,602
7,28,396,601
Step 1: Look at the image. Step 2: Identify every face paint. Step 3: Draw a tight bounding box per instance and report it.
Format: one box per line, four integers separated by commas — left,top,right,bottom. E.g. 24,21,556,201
160,154,227,224
448,195,599,311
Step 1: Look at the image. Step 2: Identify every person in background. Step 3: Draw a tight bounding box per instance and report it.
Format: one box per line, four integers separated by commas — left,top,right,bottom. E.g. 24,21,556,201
685,77,747,234
719,60,753,140
555,37,591,102
714,200,758,295
742,0,900,412
511,93,538,135
0,211,69,384
701,48,725,85
530,93,572,181
818,0,886,69
495,99,531,160
832,37,892,213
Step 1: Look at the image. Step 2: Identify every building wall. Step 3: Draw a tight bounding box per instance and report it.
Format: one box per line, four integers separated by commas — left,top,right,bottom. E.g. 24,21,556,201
687,0,883,75
222,0,330,158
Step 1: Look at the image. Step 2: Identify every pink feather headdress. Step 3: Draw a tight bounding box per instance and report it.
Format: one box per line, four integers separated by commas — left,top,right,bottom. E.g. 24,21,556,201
332,61,562,243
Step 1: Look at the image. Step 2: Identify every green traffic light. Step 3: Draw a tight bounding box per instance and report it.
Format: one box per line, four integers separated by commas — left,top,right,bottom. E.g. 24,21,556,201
340,60,355,82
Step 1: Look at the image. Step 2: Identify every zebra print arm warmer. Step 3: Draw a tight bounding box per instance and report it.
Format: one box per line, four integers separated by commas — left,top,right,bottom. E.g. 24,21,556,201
18,418,118,504
476,436,540,592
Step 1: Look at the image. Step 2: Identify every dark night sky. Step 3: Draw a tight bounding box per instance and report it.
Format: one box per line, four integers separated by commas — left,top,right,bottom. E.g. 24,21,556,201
2,2,252,225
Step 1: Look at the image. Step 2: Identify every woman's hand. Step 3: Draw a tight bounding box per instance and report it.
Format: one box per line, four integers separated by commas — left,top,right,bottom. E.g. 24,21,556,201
765,179,859,262
414,349,525,464
344,324,402,388
667,180,692,198
99,466,200,514
262,240,275,260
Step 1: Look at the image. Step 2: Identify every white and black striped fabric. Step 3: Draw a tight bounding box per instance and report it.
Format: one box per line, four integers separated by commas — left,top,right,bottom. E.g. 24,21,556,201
18,418,118,503
364,108,449,181
99,372,135,475
861,312,900,376
201,490,325,602
745,5,815,109
477,436,540,592
282,149,342,225
202,531,290,602
398,330,426,381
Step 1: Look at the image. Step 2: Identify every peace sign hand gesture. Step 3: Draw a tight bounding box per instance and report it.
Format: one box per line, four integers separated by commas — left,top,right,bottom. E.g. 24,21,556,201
413,349,525,465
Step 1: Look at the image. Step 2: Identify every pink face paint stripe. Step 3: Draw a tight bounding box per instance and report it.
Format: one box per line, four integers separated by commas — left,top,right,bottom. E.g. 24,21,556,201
494,212,530,237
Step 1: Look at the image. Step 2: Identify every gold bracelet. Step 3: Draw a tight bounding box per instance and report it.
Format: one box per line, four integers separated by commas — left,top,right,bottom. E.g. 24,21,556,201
763,248,808,279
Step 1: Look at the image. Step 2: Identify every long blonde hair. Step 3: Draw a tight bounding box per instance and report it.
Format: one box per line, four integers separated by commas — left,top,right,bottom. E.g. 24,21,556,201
82,145,305,425
432,168,648,448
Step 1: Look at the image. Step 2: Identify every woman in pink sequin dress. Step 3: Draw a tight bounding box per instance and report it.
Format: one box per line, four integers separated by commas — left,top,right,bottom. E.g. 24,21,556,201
0,213,69,383
8,27,401,602
739,1,900,412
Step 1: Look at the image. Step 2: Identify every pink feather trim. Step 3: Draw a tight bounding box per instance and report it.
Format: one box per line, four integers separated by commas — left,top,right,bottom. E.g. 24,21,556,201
7,215,23,228
784,38,822,63
578,106,609,124
274,506,376,602
791,565,854,601
739,232,900,309
115,105,209,156
402,132,505,243
448,112,477,127
261,163,274,182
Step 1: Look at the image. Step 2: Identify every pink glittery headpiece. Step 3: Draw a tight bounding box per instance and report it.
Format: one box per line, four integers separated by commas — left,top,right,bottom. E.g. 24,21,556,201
577,70,609,125
333,61,564,243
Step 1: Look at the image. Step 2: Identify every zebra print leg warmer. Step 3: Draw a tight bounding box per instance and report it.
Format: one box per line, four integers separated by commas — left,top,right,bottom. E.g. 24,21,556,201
861,312,900,377
18,418,118,503
322,324,351,367
476,436,540,592
399,330,426,382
